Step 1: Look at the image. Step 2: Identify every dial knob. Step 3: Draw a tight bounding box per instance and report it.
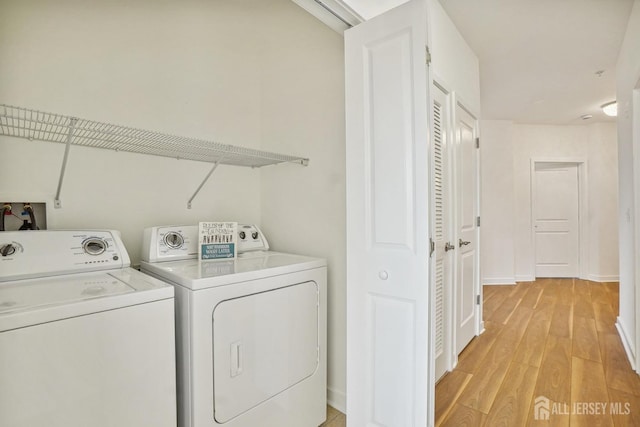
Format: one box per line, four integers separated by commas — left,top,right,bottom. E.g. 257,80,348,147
0,244,16,257
251,232,259,240
83,238,107,256
163,232,184,249
239,231,246,240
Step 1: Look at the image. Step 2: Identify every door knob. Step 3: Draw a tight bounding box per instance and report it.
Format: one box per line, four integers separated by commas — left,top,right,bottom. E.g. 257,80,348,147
459,239,471,247
445,242,455,252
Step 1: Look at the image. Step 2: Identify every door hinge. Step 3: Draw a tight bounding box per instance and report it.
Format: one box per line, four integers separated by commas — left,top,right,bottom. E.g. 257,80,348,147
475,137,480,149
476,294,481,305
429,237,435,257
476,216,481,227
425,45,432,66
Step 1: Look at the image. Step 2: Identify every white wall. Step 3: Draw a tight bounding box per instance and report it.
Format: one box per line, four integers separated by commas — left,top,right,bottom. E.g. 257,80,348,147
479,121,515,284
0,0,347,405
588,123,621,281
480,121,619,285
616,0,640,366
428,0,481,113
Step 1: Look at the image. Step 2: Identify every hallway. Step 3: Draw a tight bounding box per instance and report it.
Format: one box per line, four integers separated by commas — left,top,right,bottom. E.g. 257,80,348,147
435,279,640,426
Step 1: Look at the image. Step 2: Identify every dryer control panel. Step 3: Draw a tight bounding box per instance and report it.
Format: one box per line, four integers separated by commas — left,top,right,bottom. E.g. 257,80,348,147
0,230,130,282
236,224,269,253
141,224,269,263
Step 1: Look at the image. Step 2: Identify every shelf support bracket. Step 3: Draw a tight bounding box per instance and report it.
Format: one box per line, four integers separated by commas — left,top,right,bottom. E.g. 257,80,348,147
187,159,223,209
54,118,78,209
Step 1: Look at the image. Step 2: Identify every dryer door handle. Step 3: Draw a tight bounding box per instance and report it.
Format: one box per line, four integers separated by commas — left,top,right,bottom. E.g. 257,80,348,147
230,341,243,377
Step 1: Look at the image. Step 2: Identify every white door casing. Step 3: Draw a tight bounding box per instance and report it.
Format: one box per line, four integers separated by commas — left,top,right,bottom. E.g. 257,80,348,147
454,101,479,355
533,162,580,278
345,0,432,425
432,82,452,381
634,85,640,374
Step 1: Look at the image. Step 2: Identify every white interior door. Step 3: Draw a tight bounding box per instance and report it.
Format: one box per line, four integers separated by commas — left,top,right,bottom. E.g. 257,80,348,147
345,0,431,425
454,102,478,355
534,162,579,277
432,83,452,381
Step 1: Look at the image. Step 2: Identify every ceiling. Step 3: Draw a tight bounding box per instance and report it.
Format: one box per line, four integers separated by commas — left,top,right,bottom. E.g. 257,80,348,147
341,0,634,124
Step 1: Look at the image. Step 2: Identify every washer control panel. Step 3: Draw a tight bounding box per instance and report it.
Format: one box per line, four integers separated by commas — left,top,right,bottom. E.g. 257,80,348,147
141,223,269,263
0,230,130,282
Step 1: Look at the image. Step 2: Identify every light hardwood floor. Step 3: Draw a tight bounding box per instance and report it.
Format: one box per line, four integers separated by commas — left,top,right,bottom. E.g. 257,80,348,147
435,278,640,426
320,405,346,427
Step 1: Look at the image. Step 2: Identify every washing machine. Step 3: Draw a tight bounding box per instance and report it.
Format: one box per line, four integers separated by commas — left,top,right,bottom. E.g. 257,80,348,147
140,224,327,427
0,230,177,427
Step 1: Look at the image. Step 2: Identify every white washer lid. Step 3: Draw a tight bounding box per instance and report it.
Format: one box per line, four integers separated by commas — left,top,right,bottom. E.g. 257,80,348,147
140,251,326,291
0,268,173,332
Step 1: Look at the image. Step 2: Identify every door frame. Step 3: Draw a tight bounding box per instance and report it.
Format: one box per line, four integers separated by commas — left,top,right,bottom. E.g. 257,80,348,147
529,158,589,280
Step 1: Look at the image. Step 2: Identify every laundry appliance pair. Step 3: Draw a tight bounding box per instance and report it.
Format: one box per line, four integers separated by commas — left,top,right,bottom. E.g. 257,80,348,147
0,224,327,427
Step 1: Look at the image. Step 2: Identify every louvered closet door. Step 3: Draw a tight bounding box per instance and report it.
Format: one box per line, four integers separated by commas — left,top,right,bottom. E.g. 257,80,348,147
432,84,451,381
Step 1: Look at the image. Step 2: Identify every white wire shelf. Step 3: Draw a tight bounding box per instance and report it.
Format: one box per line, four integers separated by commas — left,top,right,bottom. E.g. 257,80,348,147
0,104,309,167
0,103,309,209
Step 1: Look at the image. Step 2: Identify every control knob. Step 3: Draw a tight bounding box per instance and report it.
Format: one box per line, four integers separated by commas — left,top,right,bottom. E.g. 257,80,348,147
82,238,107,256
251,231,259,240
164,232,184,249
239,231,246,240
0,243,16,257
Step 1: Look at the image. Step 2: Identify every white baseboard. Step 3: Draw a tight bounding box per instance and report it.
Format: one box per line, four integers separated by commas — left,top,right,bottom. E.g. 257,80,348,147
327,386,346,414
482,277,516,285
587,274,620,282
515,275,535,282
616,317,636,371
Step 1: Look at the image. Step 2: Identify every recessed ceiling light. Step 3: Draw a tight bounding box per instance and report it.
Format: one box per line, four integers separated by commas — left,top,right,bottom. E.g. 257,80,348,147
601,101,617,117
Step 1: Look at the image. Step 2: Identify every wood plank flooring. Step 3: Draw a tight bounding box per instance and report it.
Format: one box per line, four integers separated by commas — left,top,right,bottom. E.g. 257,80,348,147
436,278,640,426
320,405,346,427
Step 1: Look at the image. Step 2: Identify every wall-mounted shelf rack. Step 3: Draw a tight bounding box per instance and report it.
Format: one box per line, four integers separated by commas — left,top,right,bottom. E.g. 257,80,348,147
0,104,309,209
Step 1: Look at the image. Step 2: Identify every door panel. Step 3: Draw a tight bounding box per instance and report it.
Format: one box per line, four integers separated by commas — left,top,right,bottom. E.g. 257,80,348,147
455,103,478,355
345,0,431,425
534,163,579,277
367,31,415,250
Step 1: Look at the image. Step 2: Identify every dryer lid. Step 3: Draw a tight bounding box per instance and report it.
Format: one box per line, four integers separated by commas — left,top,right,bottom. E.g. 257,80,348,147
140,251,326,290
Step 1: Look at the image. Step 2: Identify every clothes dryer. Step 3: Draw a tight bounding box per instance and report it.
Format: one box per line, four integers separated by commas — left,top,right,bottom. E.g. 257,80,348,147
140,224,327,427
